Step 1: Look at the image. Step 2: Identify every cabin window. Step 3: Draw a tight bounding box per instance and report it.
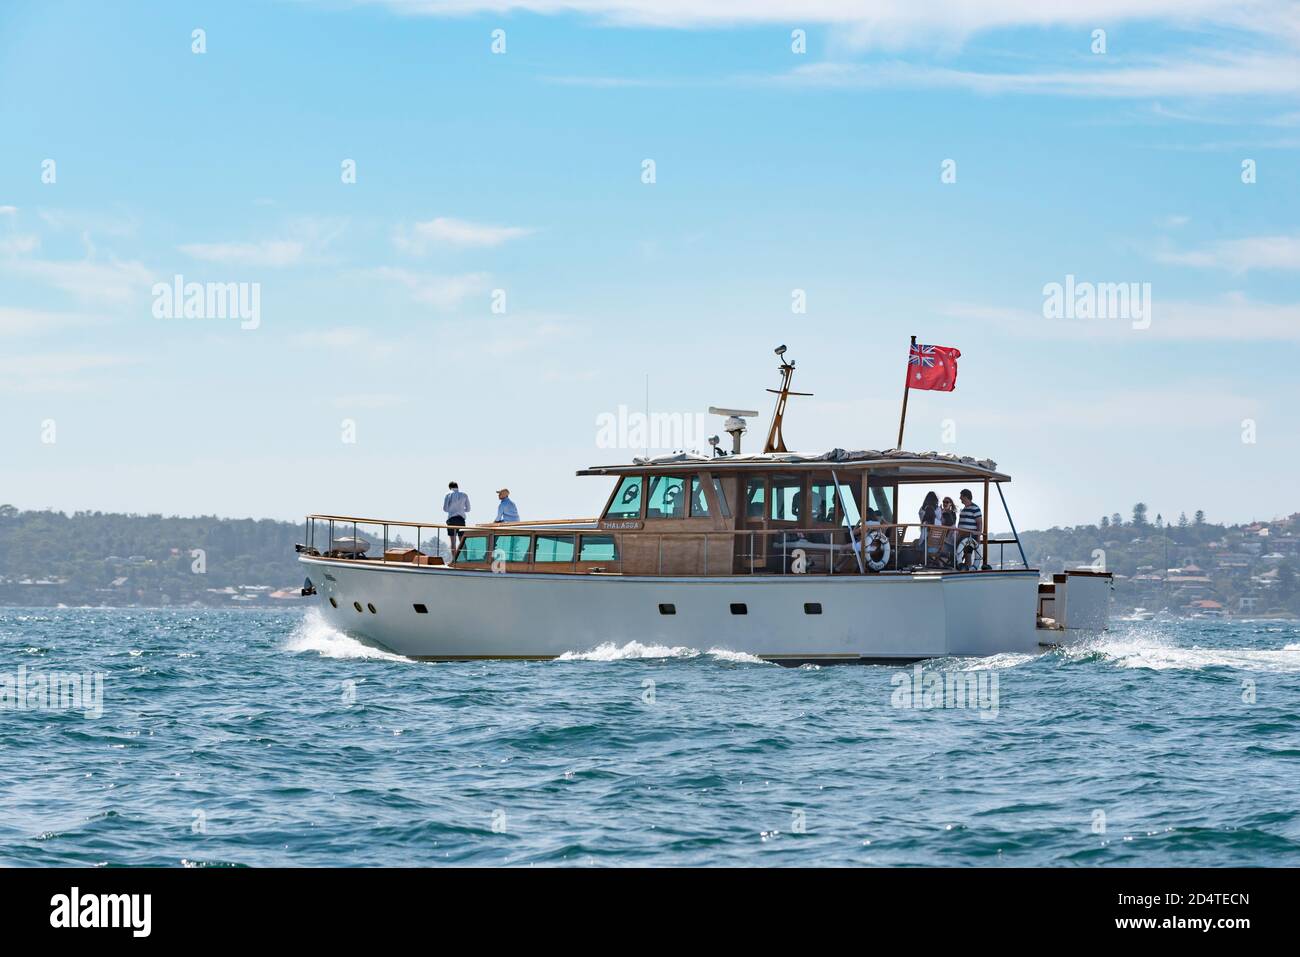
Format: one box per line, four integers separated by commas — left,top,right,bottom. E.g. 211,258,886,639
605,475,643,519
493,534,531,563
712,478,732,518
769,474,803,523
689,475,710,517
809,482,840,524
744,478,766,519
646,475,686,519
730,603,748,615
804,602,822,615
413,603,429,614
658,603,676,615
534,534,576,562
579,534,618,562
867,484,895,525
457,535,488,562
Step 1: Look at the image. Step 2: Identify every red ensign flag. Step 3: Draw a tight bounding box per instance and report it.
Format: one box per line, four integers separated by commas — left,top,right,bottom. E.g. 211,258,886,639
907,343,960,391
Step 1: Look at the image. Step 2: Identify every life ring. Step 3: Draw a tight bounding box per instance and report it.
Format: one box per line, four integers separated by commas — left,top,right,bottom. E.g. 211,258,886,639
864,529,891,572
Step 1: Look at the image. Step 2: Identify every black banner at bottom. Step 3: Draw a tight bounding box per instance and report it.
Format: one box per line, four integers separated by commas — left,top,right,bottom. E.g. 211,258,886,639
0,866,1281,942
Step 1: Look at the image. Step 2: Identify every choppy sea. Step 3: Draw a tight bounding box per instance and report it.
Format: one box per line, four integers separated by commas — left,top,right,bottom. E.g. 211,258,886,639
1,608,1298,867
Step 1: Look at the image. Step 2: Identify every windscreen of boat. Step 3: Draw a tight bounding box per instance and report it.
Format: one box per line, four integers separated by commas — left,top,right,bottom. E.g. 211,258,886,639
646,475,686,519
605,475,642,519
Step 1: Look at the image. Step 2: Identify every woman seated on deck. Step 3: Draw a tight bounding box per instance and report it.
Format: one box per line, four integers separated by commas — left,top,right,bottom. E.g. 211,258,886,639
929,498,959,568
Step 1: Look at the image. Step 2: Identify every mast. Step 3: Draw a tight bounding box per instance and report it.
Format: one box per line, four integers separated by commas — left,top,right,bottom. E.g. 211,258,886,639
763,345,812,454
896,334,916,449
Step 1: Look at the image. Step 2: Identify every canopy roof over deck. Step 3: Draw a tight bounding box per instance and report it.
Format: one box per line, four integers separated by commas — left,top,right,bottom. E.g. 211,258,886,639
577,449,1010,483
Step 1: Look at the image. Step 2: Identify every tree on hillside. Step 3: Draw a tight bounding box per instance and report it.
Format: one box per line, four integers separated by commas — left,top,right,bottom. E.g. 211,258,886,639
1276,561,1296,603
1111,513,1123,528
1155,513,1164,528
1132,503,1149,527
1194,510,1206,525
1178,512,1189,528
1100,515,1110,528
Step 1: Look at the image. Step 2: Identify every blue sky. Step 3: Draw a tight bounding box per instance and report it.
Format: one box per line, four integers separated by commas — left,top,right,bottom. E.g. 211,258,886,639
1,0,1297,532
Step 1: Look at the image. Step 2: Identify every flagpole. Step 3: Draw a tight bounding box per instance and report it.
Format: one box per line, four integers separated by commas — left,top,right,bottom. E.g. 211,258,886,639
896,335,915,449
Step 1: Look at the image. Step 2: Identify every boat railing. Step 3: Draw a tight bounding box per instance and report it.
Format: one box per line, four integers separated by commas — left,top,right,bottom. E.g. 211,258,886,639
301,514,1028,575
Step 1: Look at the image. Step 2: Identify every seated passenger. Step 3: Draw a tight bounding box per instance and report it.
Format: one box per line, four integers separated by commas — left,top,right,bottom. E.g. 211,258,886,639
926,505,958,567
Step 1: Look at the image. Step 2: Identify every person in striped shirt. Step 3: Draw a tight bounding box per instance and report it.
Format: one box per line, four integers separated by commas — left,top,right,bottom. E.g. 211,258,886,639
957,488,984,570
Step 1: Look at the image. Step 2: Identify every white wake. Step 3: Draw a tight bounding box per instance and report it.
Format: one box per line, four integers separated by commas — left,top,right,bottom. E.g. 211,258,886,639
1066,631,1300,672
556,640,770,664
284,609,410,662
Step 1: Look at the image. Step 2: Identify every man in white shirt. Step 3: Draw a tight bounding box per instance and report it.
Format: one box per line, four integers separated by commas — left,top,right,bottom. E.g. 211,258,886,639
443,482,470,556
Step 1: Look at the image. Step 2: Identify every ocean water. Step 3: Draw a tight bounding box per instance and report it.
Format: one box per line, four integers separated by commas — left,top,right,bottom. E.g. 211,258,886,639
1,607,1298,867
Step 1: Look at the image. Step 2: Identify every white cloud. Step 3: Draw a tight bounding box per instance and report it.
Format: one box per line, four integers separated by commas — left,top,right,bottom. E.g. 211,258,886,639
295,326,398,361
2,256,153,304
330,393,409,409
943,293,1300,341
0,306,101,337
768,52,1300,98
367,267,491,310
0,206,17,215
0,234,39,256
363,0,1297,44
0,352,134,393
1157,235,1300,273
179,218,345,268
180,239,306,267
394,216,534,252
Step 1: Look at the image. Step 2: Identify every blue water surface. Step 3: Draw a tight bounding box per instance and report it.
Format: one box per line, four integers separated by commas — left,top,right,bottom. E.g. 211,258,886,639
1,608,1298,866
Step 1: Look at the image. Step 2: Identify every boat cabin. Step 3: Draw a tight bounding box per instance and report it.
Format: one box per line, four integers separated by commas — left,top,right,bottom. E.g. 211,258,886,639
301,349,1028,577
401,450,1020,577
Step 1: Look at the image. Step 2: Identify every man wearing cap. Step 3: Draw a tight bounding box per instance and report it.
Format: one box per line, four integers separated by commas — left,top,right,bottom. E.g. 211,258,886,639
494,488,519,523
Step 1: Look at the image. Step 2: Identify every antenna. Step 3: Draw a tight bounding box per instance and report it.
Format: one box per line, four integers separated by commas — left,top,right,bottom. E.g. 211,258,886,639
763,345,812,453
707,406,759,455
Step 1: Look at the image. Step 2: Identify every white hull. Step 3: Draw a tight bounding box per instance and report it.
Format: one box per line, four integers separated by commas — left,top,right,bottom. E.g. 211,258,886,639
300,556,1042,663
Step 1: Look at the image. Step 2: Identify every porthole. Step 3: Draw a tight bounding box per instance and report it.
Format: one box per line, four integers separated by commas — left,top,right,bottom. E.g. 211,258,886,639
804,602,822,615
367,603,377,614
658,603,676,615
413,603,429,614
328,597,338,608
729,603,747,615
353,601,363,613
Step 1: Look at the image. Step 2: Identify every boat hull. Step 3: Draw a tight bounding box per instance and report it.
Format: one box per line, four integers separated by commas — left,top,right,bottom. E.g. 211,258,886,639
300,556,1041,663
